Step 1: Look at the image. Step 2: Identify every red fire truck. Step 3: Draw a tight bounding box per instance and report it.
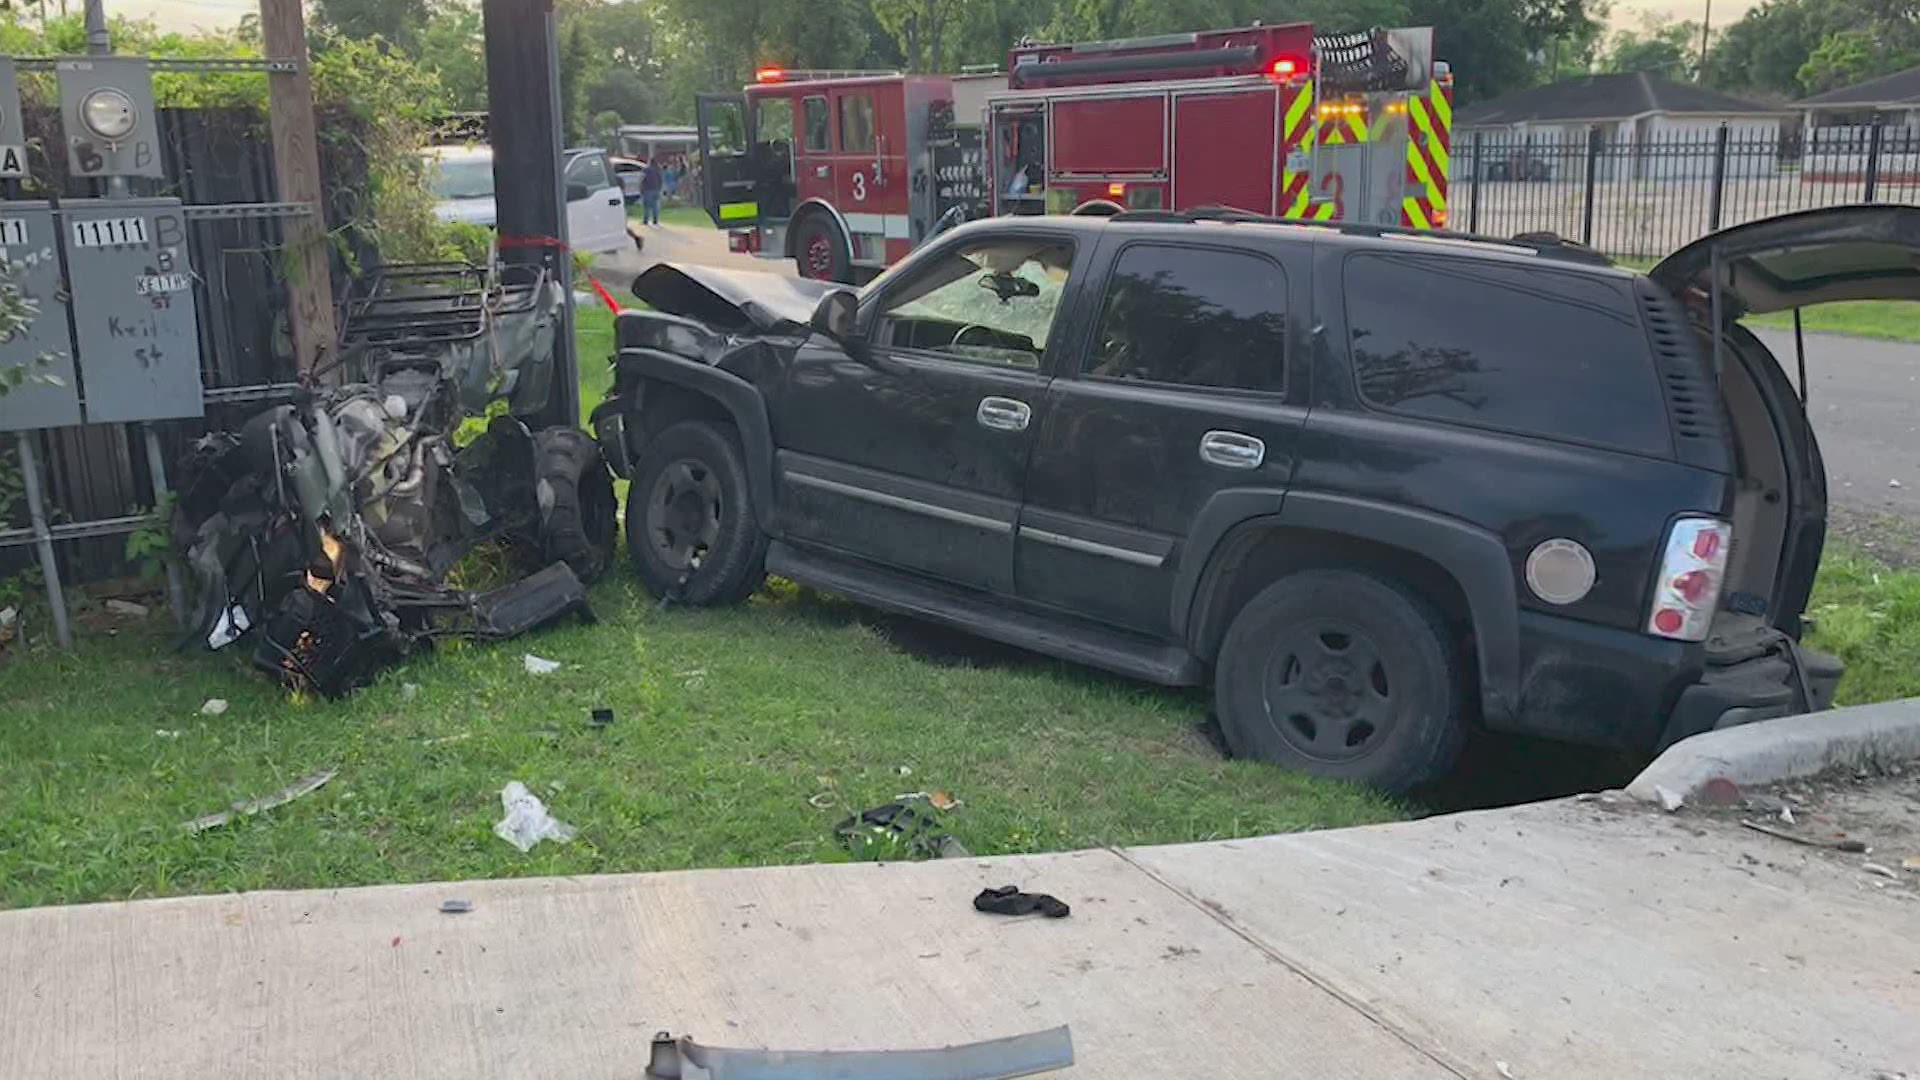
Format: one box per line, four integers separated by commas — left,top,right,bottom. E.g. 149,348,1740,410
695,23,1453,282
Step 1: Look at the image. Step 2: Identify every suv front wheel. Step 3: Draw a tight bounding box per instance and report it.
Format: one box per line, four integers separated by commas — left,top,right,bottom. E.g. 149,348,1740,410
1214,569,1464,792
626,419,768,605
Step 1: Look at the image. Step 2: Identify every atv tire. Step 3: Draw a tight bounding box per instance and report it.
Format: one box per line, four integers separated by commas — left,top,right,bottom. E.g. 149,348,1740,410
626,419,767,606
529,426,619,583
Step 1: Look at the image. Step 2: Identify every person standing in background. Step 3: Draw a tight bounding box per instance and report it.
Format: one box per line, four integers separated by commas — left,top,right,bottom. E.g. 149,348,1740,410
639,158,664,225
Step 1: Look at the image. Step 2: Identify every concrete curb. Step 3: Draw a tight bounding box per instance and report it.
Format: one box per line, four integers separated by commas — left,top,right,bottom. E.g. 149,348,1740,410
1625,696,1920,805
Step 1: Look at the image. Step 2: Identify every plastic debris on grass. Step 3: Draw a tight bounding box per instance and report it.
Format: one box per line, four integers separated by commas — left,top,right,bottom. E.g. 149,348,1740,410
493,780,577,852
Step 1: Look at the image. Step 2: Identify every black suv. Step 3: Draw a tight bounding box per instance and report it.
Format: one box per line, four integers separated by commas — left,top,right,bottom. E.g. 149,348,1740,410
591,205,1918,791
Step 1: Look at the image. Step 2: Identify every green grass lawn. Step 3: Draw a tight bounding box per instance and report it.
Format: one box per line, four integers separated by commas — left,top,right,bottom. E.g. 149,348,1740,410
1805,547,1920,706
1746,303,1919,344
0,305,1394,909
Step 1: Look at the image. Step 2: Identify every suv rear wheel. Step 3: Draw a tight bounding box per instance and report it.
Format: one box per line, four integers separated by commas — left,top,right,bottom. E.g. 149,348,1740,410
626,419,767,605
1214,569,1463,792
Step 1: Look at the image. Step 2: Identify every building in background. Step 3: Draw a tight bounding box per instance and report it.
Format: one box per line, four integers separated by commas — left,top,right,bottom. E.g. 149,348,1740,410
1456,73,1789,180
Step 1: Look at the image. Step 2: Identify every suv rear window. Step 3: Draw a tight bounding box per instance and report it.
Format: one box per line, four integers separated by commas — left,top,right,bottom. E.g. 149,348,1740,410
1344,253,1669,455
1085,243,1288,393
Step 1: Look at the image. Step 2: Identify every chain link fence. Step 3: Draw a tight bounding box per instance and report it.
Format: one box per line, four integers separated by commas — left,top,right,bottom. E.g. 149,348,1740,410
1456,124,1920,260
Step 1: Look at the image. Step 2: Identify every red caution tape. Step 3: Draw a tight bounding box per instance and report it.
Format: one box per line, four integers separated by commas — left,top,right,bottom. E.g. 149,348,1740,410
496,233,621,313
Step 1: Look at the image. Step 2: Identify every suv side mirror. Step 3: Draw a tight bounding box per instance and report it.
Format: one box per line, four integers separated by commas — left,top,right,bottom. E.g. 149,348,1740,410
810,289,857,341
565,181,592,202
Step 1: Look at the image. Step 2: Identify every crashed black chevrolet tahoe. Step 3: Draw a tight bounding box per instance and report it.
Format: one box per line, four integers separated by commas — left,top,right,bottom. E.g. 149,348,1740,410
591,205,1919,791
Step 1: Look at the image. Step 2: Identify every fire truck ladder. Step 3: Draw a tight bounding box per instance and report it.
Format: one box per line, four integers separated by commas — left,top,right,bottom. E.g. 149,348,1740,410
1313,29,1415,92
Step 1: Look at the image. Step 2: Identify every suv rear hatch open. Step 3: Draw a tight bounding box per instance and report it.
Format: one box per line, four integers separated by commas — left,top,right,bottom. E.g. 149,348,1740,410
1649,204,1919,741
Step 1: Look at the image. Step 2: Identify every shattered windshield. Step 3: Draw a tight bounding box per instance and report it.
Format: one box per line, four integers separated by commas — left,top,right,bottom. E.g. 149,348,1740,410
889,240,1073,352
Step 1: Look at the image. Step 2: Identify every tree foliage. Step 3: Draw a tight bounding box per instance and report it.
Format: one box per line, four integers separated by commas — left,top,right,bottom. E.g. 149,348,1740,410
1708,0,1920,96
313,0,434,52
1602,15,1701,81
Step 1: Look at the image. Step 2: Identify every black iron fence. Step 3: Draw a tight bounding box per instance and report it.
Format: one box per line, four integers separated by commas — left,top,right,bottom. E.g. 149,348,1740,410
1457,123,1920,261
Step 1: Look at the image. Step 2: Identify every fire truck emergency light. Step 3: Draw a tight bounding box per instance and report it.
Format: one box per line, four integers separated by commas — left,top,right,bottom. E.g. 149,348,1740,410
755,68,785,83
1268,57,1300,78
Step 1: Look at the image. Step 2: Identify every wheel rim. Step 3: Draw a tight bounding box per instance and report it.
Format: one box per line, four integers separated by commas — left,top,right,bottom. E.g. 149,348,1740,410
803,234,835,279
1260,622,1397,763
645,458,723,571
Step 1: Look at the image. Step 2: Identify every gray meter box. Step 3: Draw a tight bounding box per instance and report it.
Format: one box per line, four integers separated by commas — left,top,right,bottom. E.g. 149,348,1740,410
0,58,26,178
61,198,203,423
58,57,163,180
0,203,82,432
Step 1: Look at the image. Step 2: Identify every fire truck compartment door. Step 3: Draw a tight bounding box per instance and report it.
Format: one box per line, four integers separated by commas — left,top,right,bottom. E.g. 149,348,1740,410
697,93,758,229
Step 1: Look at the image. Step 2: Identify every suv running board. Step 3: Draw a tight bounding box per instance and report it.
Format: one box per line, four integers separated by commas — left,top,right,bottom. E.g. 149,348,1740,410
767,541,1205,686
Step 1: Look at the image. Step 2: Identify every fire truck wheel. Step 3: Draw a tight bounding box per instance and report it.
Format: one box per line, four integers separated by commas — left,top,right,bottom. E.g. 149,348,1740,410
1213,569,1464,793
528,426,620,584
626,419,769,606
792,214,851,283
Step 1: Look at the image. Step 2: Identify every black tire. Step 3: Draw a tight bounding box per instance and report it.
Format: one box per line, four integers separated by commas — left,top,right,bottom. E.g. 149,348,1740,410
529,426,619,583
791,212,851,283
1214,569,1464,793
625,419,767,605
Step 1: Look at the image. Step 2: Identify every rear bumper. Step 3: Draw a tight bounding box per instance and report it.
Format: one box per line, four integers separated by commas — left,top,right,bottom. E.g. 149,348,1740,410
1661,639,1843,749
1501,610,1843,751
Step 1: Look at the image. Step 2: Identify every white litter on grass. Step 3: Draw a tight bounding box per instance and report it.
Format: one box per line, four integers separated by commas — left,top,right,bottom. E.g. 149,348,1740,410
401,683,421,701
493,781,577,852
200,698,229,716
523,654,562,676
154,729,181,740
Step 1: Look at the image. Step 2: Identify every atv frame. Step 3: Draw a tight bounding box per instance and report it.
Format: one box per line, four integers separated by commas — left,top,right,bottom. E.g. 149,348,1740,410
173,258,617,696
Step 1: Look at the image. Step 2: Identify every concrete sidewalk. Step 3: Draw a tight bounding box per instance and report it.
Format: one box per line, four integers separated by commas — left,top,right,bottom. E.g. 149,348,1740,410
3,797,1916,1080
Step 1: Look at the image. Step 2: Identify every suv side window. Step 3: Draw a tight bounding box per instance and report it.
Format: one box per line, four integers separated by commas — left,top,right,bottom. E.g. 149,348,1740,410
1344,253,1670,455
1085,243,1288,393
872,237,1074,370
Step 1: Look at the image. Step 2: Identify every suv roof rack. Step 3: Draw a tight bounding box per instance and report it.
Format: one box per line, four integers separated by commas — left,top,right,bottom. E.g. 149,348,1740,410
1107,206,1616,266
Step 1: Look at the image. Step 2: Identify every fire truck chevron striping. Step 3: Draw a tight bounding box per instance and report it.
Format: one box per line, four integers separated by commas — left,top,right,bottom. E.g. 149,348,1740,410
1402,76,1454,229
696,23,1453,282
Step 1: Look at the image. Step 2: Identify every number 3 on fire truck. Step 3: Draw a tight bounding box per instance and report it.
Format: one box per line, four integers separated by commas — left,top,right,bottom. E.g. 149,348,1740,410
850,171,867,202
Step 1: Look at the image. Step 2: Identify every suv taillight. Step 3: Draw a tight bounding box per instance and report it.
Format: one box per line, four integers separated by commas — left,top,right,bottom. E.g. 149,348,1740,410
1647,517,1731,642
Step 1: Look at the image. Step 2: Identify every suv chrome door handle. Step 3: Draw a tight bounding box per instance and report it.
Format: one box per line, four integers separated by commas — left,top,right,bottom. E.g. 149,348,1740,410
977,397,1031,432
1199,430,1265,469
814,165,830,178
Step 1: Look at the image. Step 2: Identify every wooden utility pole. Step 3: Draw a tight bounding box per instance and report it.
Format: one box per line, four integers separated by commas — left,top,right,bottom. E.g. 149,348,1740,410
260,0,337,377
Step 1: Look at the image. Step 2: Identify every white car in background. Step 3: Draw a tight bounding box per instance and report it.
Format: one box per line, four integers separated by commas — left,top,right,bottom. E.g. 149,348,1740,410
423,145,629,255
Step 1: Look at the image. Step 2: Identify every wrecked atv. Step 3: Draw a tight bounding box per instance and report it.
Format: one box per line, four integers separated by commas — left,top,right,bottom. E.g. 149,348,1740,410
173,261,617,696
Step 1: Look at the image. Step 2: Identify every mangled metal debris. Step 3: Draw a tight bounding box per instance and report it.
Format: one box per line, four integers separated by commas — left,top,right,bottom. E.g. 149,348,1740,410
183,768,338,834
643,1025,1074,1080
173,261,615,696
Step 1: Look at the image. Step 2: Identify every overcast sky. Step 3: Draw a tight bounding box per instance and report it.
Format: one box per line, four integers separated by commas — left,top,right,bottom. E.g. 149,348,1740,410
110,0,1754,47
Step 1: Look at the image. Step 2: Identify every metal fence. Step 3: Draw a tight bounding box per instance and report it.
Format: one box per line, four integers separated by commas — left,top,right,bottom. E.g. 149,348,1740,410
1457,124,1920,261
